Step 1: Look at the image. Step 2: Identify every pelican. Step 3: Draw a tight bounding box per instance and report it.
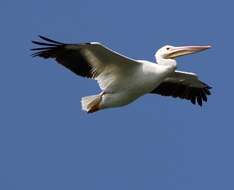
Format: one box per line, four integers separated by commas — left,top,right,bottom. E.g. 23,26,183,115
31,36,212,113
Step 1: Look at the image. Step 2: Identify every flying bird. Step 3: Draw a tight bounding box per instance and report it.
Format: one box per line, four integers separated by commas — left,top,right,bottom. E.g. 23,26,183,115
31,36,212,113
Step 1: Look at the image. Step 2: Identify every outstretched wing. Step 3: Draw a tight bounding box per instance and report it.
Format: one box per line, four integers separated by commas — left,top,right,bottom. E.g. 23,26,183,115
150,70,212,106
31,36,139,89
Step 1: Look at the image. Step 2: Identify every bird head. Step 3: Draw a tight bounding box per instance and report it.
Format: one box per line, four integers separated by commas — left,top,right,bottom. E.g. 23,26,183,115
155,45,211,65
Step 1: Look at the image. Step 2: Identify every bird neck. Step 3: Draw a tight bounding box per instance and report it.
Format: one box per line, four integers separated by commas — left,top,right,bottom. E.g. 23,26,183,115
156,57,177,69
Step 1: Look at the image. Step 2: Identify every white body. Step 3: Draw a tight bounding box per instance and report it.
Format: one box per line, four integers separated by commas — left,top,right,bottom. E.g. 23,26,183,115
97,60,176,109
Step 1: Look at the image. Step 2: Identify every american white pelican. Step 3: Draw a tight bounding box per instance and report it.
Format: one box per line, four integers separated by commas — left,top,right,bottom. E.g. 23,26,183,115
31,36,212,113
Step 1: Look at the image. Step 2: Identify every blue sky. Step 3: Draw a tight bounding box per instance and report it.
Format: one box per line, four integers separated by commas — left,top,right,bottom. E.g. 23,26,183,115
0,0,233,189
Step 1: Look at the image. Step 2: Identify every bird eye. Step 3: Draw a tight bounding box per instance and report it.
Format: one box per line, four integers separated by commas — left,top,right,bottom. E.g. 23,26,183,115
166,47,170,50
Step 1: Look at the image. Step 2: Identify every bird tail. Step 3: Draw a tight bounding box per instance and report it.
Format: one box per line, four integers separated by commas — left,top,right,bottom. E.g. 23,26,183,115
81,94,102,113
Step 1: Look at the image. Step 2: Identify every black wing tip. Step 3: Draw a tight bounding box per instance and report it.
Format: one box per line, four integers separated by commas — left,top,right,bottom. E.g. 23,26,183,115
31,35,67,58
197,99,203,106
31,40,59,47
191,97,196,105
31,35,65,48
192,86,212,107
190,98,203,107
203,82,212,90
150,82,212,107
188,86,211,107
38,35,65,45
205,86,212,96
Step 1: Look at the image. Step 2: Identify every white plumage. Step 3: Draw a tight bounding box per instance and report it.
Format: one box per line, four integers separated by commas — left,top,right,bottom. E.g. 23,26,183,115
31,36,212,113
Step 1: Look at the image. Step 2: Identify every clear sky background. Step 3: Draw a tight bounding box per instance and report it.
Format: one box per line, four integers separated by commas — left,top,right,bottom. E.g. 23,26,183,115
0,0,233,189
